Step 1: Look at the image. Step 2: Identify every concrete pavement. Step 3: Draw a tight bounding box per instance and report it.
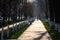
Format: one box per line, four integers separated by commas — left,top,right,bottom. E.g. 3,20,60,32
0,21,24,31
17,19,52,40
0,17,35,31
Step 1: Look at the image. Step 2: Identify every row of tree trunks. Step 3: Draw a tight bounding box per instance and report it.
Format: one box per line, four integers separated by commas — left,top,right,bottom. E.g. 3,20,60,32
48,0,60,24
0,0,28,39
0,0,28,28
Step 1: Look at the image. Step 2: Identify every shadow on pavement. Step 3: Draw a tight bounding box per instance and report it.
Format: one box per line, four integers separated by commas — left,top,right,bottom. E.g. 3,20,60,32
34,31,51,40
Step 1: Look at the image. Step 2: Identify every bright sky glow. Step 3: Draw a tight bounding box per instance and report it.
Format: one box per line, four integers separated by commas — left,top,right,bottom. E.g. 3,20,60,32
27,0,36,2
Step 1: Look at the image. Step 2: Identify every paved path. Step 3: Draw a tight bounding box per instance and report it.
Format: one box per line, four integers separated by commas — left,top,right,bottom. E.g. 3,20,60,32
18,20,52,40
0,21,24,31
0,18,35,31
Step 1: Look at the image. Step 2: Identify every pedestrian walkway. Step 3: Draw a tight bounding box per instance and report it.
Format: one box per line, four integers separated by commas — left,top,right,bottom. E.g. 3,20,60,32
18,19,52,40
0,21,24,31
0,18,35,31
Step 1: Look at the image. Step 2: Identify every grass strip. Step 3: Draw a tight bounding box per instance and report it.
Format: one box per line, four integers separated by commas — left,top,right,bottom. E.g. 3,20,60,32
41,20,57,40
8,24,31,39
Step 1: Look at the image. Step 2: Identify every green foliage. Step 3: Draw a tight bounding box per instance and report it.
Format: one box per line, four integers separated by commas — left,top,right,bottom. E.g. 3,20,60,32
41,20,60,40
9,24,30,39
